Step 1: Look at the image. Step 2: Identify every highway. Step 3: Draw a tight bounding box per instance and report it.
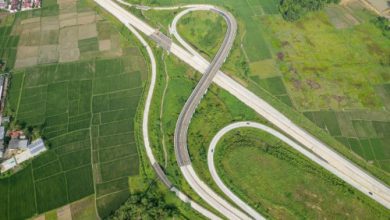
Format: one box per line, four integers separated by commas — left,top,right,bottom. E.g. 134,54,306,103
171,5,256,220
208,121,372,219
114,2,254,218
119,3,221,219
95,0,390,216
171,5,262,220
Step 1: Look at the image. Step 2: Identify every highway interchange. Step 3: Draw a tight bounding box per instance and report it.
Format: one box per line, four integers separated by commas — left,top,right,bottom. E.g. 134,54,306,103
95,0,390,219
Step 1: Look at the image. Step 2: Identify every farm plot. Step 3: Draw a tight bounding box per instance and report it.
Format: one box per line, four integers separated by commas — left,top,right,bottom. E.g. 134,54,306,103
0,14,19,69
305,110,390,172
91,58,143,218
0,2,147,217
0,55,145,219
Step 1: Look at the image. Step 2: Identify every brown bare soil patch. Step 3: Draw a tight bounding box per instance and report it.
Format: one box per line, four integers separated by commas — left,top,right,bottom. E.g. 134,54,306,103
39,45,59,64
78,23,97,40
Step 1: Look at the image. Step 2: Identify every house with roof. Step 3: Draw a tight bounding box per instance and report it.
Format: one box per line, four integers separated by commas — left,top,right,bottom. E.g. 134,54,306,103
1,138,46,173
0,0,6,9
1,157,16,173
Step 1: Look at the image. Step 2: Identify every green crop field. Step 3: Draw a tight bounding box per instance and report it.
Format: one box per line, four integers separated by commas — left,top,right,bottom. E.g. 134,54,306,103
215,128,389,219
0,1,147,219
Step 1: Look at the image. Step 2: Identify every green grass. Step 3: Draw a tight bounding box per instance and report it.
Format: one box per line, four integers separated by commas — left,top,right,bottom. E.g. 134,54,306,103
35,174,68,213
264,11,390,111
79,37,99,53
133,0,390,178
66,166,94,201
70,196,97,220
45,210,57,220
0,179,9,220
0,14,19,69
177,11,227,59
216,128,390,219
8,165,36,220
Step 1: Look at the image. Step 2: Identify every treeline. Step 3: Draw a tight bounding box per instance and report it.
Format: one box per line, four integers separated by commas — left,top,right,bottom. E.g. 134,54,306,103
107,185,179,220
279,0,340,21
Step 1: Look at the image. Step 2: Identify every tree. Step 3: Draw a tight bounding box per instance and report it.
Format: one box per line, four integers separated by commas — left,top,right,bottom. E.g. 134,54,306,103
279,0,340,21
107,185,179,220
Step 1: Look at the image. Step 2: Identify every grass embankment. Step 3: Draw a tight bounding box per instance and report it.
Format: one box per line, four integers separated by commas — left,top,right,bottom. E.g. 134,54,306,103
215,128,390,219
177,11,227,59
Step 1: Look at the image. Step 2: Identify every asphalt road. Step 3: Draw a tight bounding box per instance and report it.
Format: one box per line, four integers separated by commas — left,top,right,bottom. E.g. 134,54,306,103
109,2,222,219
170,5,256,220
96,0,390,215
173,6,236,167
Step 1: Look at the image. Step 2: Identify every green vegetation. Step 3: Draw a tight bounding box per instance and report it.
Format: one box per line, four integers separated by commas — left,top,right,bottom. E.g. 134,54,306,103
89,2,210,218
0,2,148,219
216,128,390,219
108,182,179,220
166,0,390,179
372,16,390,39
132,1,390,216
0,14,18,70
71,196,98,220
279,0,340,21
178,11,227,59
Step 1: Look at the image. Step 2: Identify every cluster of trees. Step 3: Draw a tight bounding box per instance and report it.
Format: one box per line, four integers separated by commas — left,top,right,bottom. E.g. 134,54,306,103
279,0,340,21
107,186,179,220
372,16,390,39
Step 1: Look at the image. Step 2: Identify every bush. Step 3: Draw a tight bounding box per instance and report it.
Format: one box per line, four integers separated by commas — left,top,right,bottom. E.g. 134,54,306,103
107,186,179,220
279,0,340,21
372,16,390,39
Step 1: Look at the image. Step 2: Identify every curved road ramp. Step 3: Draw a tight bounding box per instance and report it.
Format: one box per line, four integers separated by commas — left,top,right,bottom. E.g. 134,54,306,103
95,0,390,219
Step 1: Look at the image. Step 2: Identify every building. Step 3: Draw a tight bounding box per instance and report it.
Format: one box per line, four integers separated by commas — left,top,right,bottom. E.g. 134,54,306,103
8,138,28,149
1,157,16,173
0,126,4,159
0,0,6,9
27,138,46,156
0,126,4,139
0,76,4,100
1,138,46,173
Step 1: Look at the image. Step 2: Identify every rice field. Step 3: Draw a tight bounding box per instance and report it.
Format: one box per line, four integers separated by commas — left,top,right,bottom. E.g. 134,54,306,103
0,1,147,219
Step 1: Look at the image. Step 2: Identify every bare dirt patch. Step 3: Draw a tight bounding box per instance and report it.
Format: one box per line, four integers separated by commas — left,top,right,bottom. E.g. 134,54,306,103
39,45,59,64
59,26,78,45
99,39,111,51
41,16,60,31
14,57,38,68
78,23,97,40
15,43,40,68
16,46,39,59
23,30,41,46
20,17,41,25
33,214,45,220
58,0,77,14
59,47,80,63
57,205,72,220
21,21,41,32
77,11,96,25
59,13,78,28
40,30,59,45
70,196,97,220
